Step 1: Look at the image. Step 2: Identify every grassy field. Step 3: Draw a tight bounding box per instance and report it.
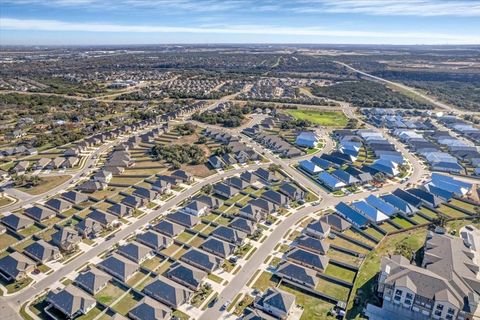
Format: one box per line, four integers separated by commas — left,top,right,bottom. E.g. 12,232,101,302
252,271,279,291
279,284,337,320
95,282,127,305
437,204,467,218
0,232,21,250
285,109,349,127
315,277,351,301
0,196,14,207
347,228,428,319
324,264,357,283
449,199,477,213
18,175,71,195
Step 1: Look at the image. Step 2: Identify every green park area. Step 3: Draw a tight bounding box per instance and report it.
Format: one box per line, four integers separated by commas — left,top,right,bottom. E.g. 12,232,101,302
285,109,349,127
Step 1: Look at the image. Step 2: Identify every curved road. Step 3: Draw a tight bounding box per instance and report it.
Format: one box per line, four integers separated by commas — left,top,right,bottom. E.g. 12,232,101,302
199,121,428,320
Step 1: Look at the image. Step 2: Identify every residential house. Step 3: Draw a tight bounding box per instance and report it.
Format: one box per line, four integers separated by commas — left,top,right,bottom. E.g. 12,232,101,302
296,131,320,148
296,235,330,255
61,190,88,204
286,248,329,272
276,261,319,289
98,254,138,282
133,187,160,201
376,232,480,320
24,240,62,263
201,237,236,258
24,206,56,222
166,211,200,228
87,209,118,229
45,285,96,320
74,266,112,295
254,288,296,320
213,183,239,198
1,213,34,231
194,194,223,209
183,200,209,217
154,220,184,238
143,277,191,308
93,170,112,184
0,251,36,281
136,231,173,253
171,170,192,183
77,180,106,193
51,227,81,252
229,217,257,236
180,248,222,273
165,262,207,291
304,220,331,239
279,183,306,202
45,198,72,213
320,214,351,232
128,297,171,320
75,218,104,238
239,204,266,222
262,190,289,207
211,226,247,246
117,241,154,264
107,203,133,217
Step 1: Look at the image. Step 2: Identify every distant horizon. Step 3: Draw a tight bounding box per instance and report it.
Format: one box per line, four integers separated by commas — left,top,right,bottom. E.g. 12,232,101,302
2,43,480,48
1,0,479,45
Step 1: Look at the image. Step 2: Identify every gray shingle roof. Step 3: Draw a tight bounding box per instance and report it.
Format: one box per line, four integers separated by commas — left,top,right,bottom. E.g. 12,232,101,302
46,284,96,318
0,251,35,279
74,266,112,295
128,297,171,320
24,239,61,263
165,262,207,290
24,206,55,222
143,276,191,308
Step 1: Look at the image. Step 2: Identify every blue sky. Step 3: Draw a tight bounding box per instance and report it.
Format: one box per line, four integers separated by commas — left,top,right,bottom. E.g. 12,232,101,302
1,0,479,45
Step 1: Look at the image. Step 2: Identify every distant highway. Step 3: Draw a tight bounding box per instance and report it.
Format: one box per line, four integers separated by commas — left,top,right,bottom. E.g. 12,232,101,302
335,61,478,115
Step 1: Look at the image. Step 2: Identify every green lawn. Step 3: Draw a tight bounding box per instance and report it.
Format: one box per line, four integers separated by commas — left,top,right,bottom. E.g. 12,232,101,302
324,264,357,283
410,214,430,225
95,283,127,305
113,291,142,315
0,196,14,207
0,232,21,250
18,175,71,195
0,276,33,294
315,277,350,301
252,271,279,291
363,228,384,241
279,284,337,320
449,199,477,213
437,204,468,218
207,273,223,284
285,109,349,127
391,216,414,229
327,249,363,266
418,207,438,219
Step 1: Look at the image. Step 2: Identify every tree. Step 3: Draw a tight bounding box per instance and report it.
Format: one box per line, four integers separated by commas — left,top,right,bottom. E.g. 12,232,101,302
373,172,387,183
433,216,447,228
196,136,207,144
201,184,213,194
268,164,281,172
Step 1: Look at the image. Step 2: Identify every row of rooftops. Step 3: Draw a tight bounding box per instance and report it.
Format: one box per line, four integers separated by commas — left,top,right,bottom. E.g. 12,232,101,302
331,173,473,228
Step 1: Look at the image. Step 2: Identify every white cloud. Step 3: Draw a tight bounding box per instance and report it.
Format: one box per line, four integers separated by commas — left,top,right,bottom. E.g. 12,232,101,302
4,0,480,16
1,17,479,44
295,0,480,17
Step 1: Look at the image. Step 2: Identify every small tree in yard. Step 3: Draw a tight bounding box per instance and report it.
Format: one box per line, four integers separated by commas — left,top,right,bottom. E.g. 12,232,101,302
201,184,213,194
